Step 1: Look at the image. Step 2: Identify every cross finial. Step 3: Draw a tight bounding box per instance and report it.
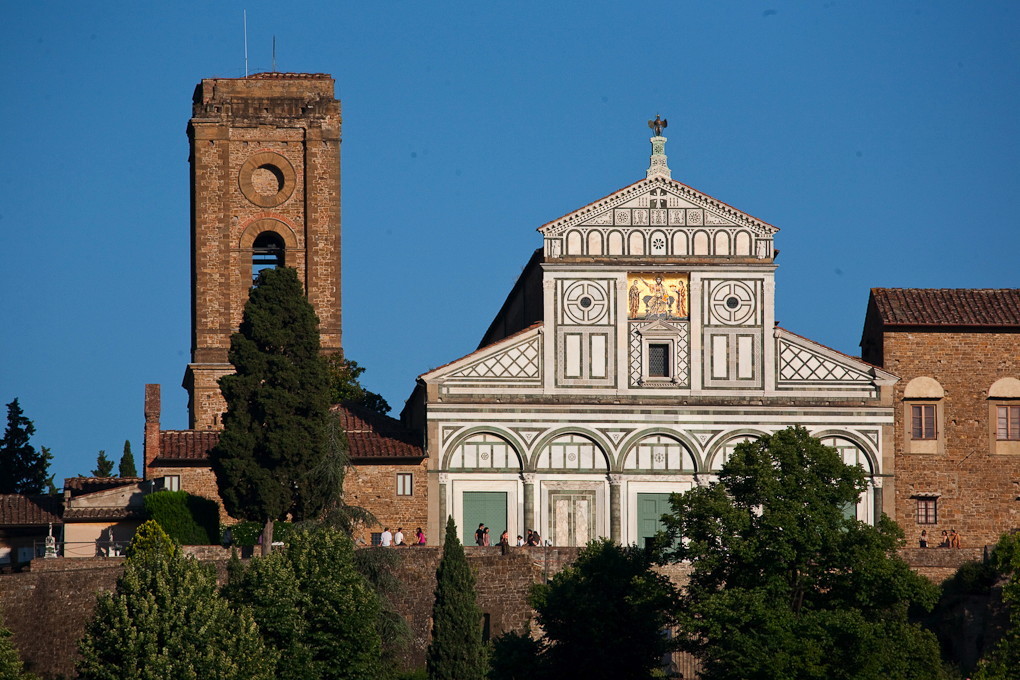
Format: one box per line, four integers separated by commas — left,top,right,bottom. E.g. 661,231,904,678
648,114,668,137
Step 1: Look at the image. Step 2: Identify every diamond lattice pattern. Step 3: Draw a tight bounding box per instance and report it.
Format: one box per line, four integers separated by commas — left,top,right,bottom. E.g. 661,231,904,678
455,337,540,379
779,341,869,382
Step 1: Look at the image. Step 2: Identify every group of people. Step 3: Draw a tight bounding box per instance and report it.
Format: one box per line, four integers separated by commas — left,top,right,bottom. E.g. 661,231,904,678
919,528,962,548
474,525,544,552
379,526,426,547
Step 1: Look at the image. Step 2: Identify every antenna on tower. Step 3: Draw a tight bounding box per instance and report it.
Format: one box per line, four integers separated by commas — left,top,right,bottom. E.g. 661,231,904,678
272,35,277,72
243,10,249,78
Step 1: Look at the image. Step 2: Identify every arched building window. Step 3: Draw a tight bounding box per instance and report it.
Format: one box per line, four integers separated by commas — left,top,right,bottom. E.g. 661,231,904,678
252,231,285,280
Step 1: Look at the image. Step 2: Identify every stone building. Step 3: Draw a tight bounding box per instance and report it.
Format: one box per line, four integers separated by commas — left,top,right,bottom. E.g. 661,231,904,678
141,73,426,541
184,72,342,430
403,130,899,546
860,288,1020,547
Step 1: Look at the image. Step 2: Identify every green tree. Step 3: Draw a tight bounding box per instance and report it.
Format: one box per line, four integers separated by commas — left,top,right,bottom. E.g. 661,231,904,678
325,351,391,414
223,527,382,680
973,531,1020,679
77,520,275,680
143,490,219,545
660,427,948,680
427,517,485,680
0,605,36,680
91,450,114,477
119,440,137,478
316,416,376,534
527,539,676,679
209,267,332,552
0,399,52,495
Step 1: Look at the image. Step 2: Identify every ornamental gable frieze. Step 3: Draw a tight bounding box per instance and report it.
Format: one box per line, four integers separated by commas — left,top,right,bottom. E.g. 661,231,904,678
539,177,778,239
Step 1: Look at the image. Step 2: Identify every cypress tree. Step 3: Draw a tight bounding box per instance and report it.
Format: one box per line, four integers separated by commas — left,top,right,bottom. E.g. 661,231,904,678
91,450,114,478
118,440,137,478
77,520,275,680
427,517,485,680
208,267,332,551
0,398,52,495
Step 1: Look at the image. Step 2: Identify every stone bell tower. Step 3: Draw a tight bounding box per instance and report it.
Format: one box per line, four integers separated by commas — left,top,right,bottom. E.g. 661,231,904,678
184,73,342,429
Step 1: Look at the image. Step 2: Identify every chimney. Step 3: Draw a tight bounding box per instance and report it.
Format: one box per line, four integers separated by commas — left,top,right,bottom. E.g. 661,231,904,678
143,384,161,479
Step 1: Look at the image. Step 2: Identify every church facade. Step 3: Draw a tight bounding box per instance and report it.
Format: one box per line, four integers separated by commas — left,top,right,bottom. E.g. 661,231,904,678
404,130,898,547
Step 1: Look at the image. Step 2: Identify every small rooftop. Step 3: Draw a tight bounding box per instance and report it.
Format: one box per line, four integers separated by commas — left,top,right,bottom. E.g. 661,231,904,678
870,288,1020,328
0,495,62,526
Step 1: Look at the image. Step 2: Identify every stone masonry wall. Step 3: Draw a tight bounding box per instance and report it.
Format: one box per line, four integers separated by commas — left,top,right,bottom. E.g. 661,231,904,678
883,331,1020,547
343,460,429,546
0,546,983,679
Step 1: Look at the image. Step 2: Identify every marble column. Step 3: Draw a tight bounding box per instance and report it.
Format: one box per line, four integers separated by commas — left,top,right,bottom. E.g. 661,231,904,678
609,474,622,543
872,476,884,523
438,473,449,545
522,473,536,534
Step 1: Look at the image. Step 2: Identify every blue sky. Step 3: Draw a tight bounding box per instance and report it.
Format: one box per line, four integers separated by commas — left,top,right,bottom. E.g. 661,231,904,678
2,2,1018,486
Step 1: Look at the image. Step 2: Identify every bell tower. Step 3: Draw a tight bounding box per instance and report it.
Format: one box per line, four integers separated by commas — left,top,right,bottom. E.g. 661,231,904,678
184,73,342,429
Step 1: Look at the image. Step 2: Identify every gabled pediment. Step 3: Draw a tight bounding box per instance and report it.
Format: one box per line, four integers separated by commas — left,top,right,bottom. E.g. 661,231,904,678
539,176,778,238
539,176,778,260
421,324,543,386
775,328,896,389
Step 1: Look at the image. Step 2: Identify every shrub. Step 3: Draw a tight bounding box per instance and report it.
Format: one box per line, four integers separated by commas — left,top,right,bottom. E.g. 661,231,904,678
224,520,294,547
143,490,218,545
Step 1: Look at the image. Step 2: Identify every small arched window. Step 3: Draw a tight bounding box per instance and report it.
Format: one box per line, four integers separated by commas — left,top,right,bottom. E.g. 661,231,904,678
252,231,285,281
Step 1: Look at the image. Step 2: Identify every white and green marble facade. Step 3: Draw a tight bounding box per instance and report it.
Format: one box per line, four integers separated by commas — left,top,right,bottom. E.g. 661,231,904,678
410,136,897,546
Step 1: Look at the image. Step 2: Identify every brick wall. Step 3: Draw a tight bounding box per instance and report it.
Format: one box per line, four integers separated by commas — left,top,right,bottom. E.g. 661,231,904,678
343,460,429,546
881,331,1020,547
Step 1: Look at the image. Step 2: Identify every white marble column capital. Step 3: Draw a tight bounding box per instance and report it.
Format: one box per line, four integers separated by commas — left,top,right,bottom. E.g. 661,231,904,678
438,473,450,485
521,473,536,485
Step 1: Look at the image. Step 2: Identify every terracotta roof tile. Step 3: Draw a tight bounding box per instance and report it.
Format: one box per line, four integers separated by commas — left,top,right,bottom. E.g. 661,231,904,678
871,289,1020,327
63,477,143,496
334,404,425,460
62,507,146,521
157,430,221,462
0,495,62,526
152,406,423,465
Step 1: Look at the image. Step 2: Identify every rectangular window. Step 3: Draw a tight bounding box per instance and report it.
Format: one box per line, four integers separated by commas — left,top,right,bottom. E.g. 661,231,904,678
370,532,382,547
997,405,1020,441
911,404,937,440
648,343,669,378
916,498,937,525
396,473,413,496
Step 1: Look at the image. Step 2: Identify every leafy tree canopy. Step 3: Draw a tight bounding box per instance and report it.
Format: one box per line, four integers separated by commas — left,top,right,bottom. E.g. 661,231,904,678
0,605,36,680
427,517,485,680
91,450,114,478
0,399,52,495
119,440,137,478
493,538,678,680
324,351,390,414
209,267,332,540
223,527,382,680
78,520,275,680
660,426,948,680
973,531,1020,679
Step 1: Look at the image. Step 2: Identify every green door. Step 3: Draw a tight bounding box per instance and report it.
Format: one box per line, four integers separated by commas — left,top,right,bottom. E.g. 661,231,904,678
462,492,508,546
637,493,673,549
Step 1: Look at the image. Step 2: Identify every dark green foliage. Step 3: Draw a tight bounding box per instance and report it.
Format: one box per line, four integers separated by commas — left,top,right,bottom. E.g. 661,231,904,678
91,450,114,478
223,526,382,680
0,399,52,495
143,490,218,545
394,670,428,680
0,606,36,680
661,427,947,680
78,520,274,680
325,351,391,414
210,267,333,534
317,416,377,534
487,629,543,680
427,517,485,680
528,539,677,679
118,440,137,478
224,520,294,547
973,531,1020,679
353,547,411,675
